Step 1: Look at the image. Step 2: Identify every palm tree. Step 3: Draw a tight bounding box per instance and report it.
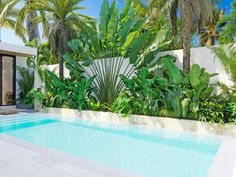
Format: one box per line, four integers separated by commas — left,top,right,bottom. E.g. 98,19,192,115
199,7,224,46
169,0,213,73
213,44,236,82
131,0,167,30
16,0,40,41
0,0,25,41
34,0,93,79
218,0,236,44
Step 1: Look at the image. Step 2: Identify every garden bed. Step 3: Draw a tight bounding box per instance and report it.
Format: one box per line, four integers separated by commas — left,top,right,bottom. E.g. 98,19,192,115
42,107,236,137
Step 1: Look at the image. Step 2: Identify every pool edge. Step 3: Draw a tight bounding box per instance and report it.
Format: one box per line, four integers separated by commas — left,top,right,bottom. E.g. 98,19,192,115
207,137,236,177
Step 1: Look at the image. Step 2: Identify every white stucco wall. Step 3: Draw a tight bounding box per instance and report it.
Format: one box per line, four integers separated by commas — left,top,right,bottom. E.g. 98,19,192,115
45,57,134,78
35,45,235,92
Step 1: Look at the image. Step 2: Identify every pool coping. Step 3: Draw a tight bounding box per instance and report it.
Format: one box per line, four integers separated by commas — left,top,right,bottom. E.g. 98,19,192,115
207,137,236,177
43,108,236,137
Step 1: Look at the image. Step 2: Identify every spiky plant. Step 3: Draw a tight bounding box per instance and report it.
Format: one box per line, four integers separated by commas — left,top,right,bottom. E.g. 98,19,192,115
86,50,135,106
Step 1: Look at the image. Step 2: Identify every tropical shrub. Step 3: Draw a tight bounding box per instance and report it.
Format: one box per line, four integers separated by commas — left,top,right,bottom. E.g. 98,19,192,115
195,97,227,124
181,64,216,114
194,82,236,124
43,71,95,110
117,55,216,118
110,92,143,117
87,100,106,111
120,66,176,117
227,101,236,123
195,96,236,124
17,66,34,105
216,82,236,101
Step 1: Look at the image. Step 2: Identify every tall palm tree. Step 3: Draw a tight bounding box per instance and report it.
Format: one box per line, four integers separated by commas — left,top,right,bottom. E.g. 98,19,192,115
34,0,93,79
16,0,46,41
199,7,224,46
0,0,25,41
219,0,236,44
169,0,213,73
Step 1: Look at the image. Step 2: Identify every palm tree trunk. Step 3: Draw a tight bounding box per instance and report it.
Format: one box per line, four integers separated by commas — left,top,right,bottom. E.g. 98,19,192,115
58,51,64,80
26,9,39,41
180,0,192,73
183,37,191,73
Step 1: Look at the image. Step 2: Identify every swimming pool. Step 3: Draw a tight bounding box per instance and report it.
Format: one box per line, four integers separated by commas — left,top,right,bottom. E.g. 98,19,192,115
0,113,221,177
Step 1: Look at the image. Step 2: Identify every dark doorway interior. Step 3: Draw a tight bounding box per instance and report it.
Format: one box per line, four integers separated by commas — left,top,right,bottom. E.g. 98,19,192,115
0,55,16,106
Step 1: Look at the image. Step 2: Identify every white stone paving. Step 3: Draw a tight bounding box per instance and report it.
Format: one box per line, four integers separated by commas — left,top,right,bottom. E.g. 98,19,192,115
0,134,142,177
207,137,236,177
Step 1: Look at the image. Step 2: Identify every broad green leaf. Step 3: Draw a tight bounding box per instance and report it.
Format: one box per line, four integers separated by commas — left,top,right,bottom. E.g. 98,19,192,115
189,101,199,113
119,0,131,23
99,0,109,40
200,86,214,98
181,98,190,117
200,72,210,85
121,31,138,50
161,55,184,85
189,64,201,88
119,17,135,44
106,3,119,43
129,30,152,64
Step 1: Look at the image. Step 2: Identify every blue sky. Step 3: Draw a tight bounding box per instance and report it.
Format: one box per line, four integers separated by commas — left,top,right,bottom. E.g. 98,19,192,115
1,0,233,46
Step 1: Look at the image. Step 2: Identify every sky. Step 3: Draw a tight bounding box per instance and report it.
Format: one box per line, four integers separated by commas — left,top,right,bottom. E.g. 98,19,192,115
1,0,233,46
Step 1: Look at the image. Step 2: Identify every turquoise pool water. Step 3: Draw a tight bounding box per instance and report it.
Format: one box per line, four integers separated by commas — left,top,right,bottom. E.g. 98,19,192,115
0,114,221,177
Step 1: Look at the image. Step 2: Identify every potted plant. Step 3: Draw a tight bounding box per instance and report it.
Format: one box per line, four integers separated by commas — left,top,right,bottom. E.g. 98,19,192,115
16,66,35,109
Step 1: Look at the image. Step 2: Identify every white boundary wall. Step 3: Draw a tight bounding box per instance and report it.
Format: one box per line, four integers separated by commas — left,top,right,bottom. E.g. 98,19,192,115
35,45,235,89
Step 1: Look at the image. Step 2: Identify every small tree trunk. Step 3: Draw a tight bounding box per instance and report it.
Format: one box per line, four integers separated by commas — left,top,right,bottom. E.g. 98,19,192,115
26,11,40,41
183,36,191,73
58,51,64,80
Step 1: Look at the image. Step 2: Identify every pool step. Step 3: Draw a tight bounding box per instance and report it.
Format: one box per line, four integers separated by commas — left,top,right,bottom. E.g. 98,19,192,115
0,115,57,133
0,118,47,126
